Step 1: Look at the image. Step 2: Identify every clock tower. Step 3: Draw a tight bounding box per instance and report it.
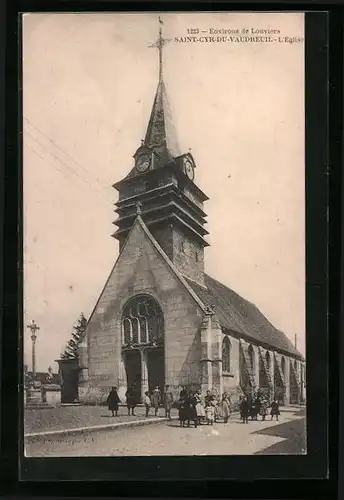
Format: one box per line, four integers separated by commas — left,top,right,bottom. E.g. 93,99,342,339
112,19,209,286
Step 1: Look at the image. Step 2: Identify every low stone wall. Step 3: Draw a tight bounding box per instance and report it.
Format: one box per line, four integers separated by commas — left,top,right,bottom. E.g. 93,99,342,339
42,384,61,406
79,386,109,405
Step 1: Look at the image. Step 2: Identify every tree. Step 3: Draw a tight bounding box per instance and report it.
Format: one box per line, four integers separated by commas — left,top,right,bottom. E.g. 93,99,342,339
60,313,88,359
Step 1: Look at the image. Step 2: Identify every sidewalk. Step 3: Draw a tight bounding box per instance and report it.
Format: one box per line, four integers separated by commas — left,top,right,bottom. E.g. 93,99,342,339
25,404,304,439
25,404,178,437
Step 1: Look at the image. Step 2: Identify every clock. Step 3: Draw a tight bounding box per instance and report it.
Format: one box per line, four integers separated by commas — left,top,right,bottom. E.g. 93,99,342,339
136,154,151,173
183,156,195,180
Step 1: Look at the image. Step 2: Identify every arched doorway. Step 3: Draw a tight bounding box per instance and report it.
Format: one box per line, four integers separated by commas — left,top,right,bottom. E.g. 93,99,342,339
122,295,165,400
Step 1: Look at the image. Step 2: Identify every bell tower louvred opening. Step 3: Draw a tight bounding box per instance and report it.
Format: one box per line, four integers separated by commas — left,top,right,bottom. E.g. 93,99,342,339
112,17,209,286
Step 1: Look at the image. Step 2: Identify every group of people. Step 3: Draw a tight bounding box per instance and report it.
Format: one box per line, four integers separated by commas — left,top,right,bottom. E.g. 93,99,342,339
143,385,174,418
239,390,280,424
178,388,232,428
106,385,174,418
107,385,281,426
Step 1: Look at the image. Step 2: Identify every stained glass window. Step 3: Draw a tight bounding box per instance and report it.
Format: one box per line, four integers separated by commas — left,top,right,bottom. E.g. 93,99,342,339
222,336,231,373
121,295,164,345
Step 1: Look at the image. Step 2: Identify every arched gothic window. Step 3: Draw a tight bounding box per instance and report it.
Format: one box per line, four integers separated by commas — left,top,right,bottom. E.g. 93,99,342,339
122,295,164,346
222,336,231,373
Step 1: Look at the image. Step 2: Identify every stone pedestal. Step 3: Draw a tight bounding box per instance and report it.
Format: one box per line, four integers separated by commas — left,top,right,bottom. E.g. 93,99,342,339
42,384,61,406
26,387,54,408
26,388,42,405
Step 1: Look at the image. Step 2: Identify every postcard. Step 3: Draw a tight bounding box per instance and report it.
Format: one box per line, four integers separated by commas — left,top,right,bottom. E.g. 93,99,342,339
23,12,306,458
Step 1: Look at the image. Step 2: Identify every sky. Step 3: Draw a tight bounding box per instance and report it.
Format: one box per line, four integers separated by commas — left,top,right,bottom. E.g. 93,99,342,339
22,12,305,373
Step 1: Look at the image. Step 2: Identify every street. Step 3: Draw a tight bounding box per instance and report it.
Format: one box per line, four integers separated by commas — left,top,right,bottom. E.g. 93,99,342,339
25,406,306,457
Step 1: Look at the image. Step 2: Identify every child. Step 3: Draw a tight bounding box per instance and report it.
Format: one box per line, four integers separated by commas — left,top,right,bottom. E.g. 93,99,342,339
205,403,215,425
240,396,250,424
212,395,219,423
270,399,280,421
151,386,161,416
259,398,269,421
144,391,151,417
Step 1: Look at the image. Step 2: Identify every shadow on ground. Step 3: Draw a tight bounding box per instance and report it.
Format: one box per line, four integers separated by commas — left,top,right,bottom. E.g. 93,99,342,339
290,409,306,417
253,416,306,455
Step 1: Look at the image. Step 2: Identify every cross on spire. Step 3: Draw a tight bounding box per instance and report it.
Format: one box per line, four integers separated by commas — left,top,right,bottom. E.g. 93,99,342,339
149,16,170,83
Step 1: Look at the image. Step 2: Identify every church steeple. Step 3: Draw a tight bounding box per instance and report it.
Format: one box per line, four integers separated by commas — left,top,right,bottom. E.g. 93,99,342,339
143,18,180,165
113,17,209,286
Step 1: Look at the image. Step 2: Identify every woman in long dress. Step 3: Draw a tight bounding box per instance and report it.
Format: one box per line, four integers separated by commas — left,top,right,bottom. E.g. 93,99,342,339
125,387,135,416
259,397,269,421
163,385,174,419
270,399,280,421
186,392,198,428
107,387,121,417
194,390,205,425
220,392,231,423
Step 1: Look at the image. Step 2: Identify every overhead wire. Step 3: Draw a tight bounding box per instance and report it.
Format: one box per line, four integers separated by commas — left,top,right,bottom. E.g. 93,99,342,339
24,116,111,191
23,126,114,206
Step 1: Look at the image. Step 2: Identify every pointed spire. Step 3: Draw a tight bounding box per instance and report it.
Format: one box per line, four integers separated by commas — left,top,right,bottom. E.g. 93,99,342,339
144,17,180,165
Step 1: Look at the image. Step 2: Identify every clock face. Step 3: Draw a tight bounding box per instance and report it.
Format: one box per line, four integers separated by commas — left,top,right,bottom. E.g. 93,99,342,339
136,154,151,173
183,157,195,180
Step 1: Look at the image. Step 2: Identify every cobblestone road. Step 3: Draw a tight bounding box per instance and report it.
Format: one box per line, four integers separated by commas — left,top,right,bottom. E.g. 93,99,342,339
25,404,178,434
25,407,306,457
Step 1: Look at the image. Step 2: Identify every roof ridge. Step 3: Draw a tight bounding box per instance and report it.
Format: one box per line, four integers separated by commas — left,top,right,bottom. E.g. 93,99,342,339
202,273,303,359
205,273,279,329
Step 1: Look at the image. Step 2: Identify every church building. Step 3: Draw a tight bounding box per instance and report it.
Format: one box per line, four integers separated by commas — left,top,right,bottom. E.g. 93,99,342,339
77,21,305,407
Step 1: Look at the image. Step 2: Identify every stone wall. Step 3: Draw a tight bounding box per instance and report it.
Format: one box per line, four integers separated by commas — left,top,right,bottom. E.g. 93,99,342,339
79,218,203,404
222,334,241,395
171,226,205,286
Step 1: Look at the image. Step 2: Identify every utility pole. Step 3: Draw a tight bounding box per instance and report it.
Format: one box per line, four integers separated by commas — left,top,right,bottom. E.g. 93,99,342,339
27,320,40,379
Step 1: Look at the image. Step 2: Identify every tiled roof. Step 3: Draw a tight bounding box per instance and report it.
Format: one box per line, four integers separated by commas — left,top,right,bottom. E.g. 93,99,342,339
186,274,304,360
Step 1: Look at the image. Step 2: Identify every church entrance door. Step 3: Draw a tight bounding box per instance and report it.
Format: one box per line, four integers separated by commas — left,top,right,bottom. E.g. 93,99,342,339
125,350,142,401
147,348,165,393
